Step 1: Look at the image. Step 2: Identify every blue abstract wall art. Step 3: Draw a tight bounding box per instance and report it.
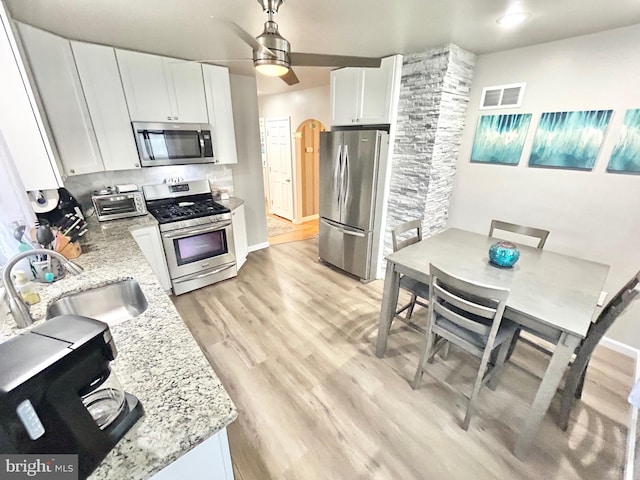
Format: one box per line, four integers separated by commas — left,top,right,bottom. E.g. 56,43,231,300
607,109,640,174
529,110,613,170
470,114,532,165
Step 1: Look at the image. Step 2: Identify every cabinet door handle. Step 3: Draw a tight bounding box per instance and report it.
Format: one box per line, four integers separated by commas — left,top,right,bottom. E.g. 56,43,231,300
134,163,140,168
167,116,172,120
173,116,178,120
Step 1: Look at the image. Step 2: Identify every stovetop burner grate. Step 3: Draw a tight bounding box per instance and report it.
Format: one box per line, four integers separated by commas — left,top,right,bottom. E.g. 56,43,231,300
146,195,230,224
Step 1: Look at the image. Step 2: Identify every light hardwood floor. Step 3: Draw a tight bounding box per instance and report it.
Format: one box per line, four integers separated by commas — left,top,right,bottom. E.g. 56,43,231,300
267,214,319,245
173,238,634,480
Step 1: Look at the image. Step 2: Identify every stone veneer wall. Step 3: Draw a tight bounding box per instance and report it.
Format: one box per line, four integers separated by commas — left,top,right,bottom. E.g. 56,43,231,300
384,44,476,257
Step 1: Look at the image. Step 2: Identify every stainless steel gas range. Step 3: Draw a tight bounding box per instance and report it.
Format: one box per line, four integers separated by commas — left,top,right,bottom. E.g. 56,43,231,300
143,180,236,295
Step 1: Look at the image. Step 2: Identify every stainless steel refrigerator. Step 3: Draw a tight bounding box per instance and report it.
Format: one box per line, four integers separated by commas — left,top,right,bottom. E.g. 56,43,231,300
319,129,389,281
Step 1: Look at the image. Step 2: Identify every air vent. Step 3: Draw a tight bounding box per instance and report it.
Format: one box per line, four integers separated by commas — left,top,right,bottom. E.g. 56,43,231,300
479,83,526,110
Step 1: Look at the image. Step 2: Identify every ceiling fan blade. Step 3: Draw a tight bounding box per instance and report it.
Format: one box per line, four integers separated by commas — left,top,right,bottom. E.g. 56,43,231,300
290,52,381,68
281,68,300,86
217,19,277,58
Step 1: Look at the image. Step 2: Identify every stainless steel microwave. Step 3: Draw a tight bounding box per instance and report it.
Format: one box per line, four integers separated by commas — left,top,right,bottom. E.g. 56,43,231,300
132,122,214,167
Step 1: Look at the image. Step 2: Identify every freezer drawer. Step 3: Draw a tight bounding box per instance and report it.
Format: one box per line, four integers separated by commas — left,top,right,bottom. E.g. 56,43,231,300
319,218,372,280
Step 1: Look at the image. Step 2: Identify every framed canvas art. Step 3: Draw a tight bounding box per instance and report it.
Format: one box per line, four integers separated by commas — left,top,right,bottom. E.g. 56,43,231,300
607,109,640,174
529,110,613,170
470,114,532,165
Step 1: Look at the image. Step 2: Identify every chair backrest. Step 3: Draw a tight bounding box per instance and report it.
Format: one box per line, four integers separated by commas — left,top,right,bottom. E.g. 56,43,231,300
392,218,423,252
429,263,510,342
589,269,640,337
489,219,550,249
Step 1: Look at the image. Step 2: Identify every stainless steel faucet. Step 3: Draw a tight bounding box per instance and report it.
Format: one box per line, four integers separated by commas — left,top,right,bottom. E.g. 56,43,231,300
2,249,84,328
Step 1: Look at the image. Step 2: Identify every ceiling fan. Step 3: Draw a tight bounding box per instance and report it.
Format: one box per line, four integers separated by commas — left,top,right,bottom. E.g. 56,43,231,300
220,0,382,86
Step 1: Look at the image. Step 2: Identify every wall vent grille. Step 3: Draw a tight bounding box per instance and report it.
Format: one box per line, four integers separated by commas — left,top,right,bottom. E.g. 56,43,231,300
479,83,526,110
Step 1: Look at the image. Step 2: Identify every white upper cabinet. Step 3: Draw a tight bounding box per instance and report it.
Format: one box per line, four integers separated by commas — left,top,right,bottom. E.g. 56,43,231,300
71,41,140,171
330,55,403,126
0,15,61,191
202,64,238,164
17,23,103,176
166,60,208,123
330,68,360,126
117,50,208,123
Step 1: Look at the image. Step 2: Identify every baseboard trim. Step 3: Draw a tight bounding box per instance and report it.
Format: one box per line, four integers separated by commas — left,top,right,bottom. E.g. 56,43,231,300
248,242,270,253
301,214,319,223
600,336,640,359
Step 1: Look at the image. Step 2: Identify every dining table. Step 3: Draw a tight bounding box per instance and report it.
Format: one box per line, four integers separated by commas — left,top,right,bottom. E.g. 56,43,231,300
375,227,610,459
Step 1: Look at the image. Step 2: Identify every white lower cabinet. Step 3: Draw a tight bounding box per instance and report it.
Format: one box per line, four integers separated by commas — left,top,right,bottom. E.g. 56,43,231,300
231,204,248,270
151,427,234,480
130,225,172,292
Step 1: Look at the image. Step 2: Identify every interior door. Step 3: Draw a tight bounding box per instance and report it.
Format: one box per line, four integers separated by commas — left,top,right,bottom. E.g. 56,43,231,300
265,117,294,220
318,131,342,224
341,130,380,231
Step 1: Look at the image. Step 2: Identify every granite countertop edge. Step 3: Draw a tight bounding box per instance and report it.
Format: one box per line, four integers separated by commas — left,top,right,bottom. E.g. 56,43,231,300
0,211,238,480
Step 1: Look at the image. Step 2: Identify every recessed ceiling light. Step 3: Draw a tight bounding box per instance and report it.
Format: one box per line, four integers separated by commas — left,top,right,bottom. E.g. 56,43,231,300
496,12,531,27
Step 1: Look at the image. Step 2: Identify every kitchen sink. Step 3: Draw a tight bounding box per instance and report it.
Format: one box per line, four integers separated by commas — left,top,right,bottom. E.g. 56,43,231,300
46,279,148,326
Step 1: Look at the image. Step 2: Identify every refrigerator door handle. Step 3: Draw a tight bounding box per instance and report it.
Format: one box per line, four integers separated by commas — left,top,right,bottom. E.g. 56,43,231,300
320,218,366,238
334,144,342,208
343,145,350,207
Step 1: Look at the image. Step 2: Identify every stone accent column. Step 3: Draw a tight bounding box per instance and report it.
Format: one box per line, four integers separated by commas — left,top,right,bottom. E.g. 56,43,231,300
384,44,476,257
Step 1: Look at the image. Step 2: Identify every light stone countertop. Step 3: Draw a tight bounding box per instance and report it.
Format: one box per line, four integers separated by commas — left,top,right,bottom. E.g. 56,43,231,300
0,212,238,479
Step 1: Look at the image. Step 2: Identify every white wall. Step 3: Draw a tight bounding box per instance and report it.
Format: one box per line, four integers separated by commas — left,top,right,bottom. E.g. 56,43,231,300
229,74,268,249
258,85,331,133
448,25,640,350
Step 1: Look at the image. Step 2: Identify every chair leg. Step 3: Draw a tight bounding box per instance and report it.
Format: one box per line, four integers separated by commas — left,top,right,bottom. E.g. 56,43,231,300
505,327,521,362
559,354,592,431
406,294,417,320
441,341,450,360
488,336,513,391
412,332,435,390
575,366,587,400
463,349,493,430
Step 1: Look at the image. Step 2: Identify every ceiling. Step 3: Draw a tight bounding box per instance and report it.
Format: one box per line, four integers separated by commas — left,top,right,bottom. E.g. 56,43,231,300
6,0,640,96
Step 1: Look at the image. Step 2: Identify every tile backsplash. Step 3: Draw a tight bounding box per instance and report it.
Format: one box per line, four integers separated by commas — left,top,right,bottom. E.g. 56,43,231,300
64,164,234,211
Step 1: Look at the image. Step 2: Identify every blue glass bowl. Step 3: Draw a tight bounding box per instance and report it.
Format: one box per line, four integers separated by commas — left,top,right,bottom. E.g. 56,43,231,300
488,241,520,268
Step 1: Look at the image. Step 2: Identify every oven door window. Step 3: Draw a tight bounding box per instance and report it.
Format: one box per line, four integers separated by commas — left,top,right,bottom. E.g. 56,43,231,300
174,230,228,266
96,198,136,217
143,130,202,160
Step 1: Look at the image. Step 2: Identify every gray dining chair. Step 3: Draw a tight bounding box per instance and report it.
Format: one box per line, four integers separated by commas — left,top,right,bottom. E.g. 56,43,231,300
412,264,518,430
489,219,550,249
389,218,429,333
552,270,638,430
488,219,550,360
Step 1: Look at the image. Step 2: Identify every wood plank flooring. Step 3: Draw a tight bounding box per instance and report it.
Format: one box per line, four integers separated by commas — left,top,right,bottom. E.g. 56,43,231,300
267,214,319,245
173,238,634,480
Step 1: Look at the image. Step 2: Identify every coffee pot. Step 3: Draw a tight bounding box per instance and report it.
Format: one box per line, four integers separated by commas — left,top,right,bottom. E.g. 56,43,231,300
0,315,144,479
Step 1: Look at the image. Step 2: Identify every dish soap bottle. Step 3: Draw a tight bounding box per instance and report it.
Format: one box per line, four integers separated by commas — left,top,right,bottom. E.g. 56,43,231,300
14,270,40,305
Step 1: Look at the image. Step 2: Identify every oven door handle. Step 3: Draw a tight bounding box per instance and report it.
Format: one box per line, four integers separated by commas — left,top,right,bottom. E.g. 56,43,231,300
162,221,232,239
173,263,236,283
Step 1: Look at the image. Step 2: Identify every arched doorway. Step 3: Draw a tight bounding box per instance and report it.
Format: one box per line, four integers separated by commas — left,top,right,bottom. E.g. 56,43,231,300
295,118,325,220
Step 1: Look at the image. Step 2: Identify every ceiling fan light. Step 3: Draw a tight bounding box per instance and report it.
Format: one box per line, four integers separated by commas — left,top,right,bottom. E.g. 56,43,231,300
255,63,289,77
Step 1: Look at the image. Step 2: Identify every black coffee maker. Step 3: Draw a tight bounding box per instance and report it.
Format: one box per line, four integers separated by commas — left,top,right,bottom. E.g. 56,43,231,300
0,316,144,479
